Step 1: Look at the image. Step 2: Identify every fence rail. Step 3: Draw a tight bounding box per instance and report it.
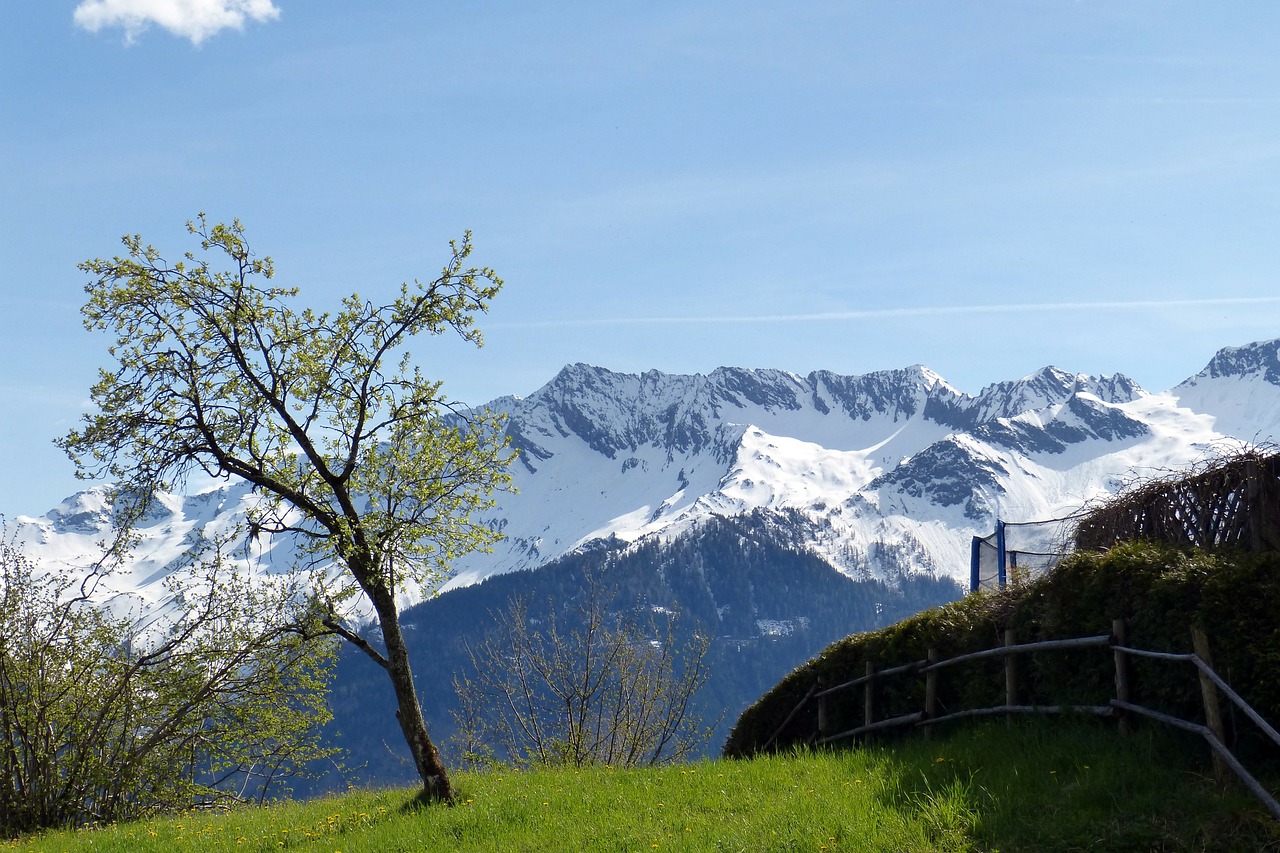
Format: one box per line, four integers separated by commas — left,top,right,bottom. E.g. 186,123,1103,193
766,621,1280,821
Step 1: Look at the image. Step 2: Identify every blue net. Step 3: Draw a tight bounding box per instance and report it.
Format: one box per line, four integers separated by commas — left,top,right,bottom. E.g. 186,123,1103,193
970,515,1079,592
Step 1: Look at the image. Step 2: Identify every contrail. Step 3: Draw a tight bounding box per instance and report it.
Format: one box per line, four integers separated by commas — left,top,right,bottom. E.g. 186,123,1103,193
491,296,1280,329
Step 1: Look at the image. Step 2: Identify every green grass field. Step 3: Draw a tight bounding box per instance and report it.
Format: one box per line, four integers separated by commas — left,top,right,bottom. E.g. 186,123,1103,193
8,719,1278,852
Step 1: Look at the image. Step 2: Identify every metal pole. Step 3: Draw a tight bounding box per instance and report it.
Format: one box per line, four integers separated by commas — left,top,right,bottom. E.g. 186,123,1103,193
970,536,982,592
995,520,1007,588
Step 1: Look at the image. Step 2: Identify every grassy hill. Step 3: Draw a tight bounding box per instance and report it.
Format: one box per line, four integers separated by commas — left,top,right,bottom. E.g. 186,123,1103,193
11,543,1280,851
8,719,1276,852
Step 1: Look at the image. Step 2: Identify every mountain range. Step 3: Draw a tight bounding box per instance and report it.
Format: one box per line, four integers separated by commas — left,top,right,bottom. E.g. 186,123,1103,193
13,338,1280,780
15,339,1280,615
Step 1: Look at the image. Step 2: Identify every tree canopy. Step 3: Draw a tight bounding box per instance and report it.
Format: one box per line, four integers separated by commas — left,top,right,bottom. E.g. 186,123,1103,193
60,216,514,801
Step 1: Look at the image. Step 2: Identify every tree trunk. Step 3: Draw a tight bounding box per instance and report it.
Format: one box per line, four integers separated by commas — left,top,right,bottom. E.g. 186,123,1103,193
372,593,454,803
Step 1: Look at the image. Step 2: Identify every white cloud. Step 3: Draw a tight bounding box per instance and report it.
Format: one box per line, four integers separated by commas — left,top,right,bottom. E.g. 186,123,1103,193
74,0,281,45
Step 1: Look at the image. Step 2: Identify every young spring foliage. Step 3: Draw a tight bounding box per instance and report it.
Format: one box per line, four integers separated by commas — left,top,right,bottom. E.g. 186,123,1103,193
59,216,514,802
0,530,336,835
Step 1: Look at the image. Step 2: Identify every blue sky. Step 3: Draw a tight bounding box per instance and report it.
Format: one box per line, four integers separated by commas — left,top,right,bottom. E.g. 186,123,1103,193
5,2,1280,518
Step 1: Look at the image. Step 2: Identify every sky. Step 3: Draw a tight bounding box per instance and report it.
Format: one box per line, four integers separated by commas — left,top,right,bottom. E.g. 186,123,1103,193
5,1,1280,519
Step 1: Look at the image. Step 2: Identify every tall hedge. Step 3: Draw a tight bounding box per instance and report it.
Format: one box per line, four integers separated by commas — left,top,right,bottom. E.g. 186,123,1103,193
724,543,1280,759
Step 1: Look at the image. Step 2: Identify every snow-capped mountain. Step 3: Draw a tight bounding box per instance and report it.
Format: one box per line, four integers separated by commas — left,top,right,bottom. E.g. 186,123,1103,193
14,339,1279,618
438,355,1215,591
1167,339,1280,441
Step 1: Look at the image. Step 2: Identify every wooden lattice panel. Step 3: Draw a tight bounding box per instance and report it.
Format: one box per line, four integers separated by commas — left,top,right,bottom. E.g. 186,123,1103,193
1075,452,1280,554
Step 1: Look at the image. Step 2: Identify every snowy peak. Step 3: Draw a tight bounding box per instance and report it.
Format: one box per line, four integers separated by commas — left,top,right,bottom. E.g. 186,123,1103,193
969,393,1150,458
706,366,808,412
42,486,116,535
468,361,1173,585
869,434,1010,521
966,367,1146,424
1179,339,1280,386
1086,373,1147,405
517,363,765,458
1170,340,1280,442
509,363,969,460
808,364,962,424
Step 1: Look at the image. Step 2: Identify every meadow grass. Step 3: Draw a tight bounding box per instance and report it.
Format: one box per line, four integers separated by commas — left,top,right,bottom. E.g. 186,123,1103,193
7,719,1277,852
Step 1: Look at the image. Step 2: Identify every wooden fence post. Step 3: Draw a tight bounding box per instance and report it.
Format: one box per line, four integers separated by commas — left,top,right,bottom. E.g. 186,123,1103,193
1004,629,1018,719
1246,459,1264,553
924,648,940,740
863,661,876,731
1112,618,1130,735
1192,628,1229,788
816,676,829,743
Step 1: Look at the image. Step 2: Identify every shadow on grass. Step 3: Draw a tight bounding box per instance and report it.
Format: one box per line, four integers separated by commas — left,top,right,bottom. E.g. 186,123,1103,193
398,788,456,814
864,717,1280,853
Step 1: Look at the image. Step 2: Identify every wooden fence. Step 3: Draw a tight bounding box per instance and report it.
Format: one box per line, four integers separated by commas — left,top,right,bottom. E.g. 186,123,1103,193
763,621,1280,821
1074,450,1280,553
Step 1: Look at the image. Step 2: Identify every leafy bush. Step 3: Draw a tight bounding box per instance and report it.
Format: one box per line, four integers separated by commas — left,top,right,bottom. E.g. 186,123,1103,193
0,531,337,835
725,543,1280,759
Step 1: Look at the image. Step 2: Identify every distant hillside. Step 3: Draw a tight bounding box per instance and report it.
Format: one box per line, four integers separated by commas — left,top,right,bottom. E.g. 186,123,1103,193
322,512,961,789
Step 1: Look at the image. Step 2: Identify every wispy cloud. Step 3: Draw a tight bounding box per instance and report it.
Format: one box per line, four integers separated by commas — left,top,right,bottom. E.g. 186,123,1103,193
73,0,281,45
493,296,1280,329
